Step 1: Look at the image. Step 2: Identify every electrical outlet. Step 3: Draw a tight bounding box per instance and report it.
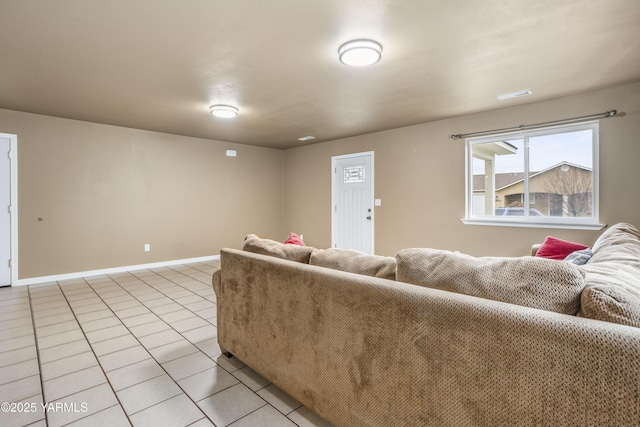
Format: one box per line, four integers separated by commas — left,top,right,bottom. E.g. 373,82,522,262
144,244,150,252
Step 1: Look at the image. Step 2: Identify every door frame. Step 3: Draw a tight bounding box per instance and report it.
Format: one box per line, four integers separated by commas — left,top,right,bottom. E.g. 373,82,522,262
1,133,18,286
331,151,375,253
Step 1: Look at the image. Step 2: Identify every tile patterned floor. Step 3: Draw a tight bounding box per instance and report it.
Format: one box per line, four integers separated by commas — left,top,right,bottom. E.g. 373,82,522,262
0,261,334,427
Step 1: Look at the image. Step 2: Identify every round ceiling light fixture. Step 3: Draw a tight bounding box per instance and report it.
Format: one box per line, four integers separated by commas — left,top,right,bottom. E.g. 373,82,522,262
210,104,239,118
338,39,383,67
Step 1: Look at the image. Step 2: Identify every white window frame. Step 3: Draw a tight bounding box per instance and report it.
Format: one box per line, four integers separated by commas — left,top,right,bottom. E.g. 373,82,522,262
462,121,605,230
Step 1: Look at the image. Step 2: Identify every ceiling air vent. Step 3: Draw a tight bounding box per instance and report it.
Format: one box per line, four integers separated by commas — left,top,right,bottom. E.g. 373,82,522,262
497,90,533,101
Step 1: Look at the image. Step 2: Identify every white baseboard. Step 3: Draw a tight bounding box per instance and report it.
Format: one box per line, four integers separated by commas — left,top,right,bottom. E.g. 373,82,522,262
15,254,220,287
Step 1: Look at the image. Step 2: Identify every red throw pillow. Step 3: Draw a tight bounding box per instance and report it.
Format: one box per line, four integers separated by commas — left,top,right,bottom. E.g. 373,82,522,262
535,236,589,260
284,232,306,246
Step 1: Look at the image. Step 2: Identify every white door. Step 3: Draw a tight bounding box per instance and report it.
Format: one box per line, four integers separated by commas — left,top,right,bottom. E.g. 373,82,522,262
1,136,11,287
332,152,374,254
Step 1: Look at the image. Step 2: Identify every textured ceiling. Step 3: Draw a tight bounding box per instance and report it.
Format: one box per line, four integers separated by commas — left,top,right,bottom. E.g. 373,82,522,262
1,0,639,149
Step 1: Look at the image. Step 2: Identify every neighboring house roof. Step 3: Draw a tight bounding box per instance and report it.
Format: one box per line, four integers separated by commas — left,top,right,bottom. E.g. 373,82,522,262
473,172,527,192
473,161,592,192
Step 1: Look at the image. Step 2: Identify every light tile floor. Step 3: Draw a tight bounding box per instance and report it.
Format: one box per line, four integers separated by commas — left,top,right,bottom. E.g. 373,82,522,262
0,261,334,427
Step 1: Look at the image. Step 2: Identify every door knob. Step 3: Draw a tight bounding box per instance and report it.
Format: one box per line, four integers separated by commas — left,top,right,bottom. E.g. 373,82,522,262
366,216,372,220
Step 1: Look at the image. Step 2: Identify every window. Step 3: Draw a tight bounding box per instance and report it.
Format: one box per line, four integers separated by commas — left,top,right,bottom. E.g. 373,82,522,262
463,121,603,229
343,164,366,183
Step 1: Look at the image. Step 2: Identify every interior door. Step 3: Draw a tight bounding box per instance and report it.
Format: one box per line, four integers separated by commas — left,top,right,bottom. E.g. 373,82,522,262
0,136,11,287
332,152,374,254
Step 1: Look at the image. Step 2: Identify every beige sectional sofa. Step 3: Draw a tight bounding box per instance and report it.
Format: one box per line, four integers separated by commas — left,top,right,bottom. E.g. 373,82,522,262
212,224,640,426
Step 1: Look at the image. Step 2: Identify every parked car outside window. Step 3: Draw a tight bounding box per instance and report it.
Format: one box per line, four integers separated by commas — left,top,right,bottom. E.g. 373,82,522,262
495,207,544,216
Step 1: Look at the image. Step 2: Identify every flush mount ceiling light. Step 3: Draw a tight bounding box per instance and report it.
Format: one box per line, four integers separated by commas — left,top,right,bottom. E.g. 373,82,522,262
210,104,239,118
338,39,383,67
497,90,533,101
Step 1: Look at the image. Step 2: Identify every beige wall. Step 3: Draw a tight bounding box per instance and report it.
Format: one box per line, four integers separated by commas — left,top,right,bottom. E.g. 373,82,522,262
4,81,639,278
0,109,284,279
284,82,640,257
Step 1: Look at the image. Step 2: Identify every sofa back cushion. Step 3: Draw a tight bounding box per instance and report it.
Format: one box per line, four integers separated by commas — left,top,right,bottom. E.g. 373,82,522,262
578,223,640,327
243,234,314,264
396,248,586,314
309,248,396,280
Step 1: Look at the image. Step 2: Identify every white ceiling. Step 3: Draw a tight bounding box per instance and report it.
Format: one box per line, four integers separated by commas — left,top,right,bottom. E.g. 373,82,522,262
1,0,639,149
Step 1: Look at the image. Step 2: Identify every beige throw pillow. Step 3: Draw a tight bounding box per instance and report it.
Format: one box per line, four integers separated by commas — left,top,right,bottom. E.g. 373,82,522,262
310,248,396,280
242,234,314,264
396,248,586,314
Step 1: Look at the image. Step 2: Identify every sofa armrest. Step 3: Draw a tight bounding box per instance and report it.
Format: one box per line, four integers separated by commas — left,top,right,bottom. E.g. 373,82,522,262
530,243,541,256
216,248,640,427
211,266,221,296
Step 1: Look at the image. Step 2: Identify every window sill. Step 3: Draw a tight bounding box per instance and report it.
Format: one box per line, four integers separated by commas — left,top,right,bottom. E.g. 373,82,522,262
461,218,606,230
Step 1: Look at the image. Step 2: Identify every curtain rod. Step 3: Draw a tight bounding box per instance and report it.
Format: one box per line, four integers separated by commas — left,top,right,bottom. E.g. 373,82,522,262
450,109,617,140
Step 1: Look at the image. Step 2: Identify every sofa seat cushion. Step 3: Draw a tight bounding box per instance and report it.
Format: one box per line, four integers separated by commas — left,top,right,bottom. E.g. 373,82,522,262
309,248,396,280
243,234,314,264
578,223,640,327
396,249,586,314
